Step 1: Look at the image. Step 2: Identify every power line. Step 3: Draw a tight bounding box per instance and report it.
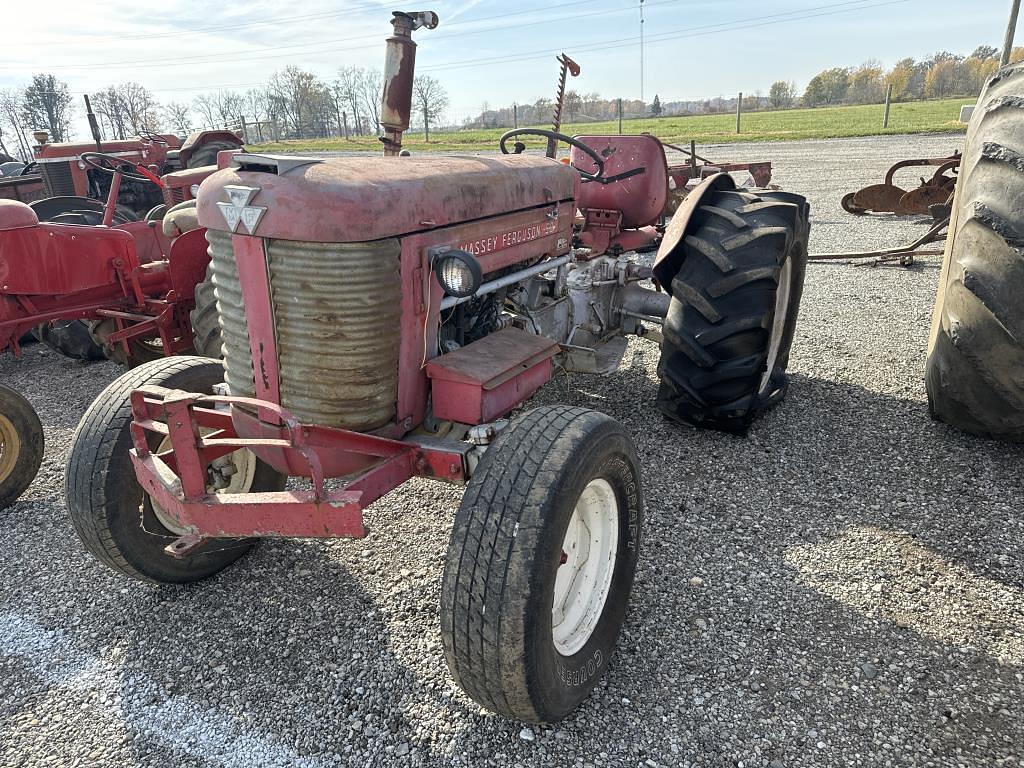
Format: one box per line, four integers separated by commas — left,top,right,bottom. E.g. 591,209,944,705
1,0,666,72
1,0,884,73
2,0,606,62
420,0,910,72
15,1,414,45
8,0,912,103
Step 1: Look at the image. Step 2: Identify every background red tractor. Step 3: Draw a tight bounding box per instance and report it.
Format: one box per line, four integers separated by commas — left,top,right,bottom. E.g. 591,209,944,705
20,98,242,360
0,153,233,511
30,123,242,223
64,10,809,723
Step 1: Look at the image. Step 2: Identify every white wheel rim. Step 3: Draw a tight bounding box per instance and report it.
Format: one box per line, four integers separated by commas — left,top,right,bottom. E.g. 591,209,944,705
552,478,619,657
759,256,794,394
150,434,257,535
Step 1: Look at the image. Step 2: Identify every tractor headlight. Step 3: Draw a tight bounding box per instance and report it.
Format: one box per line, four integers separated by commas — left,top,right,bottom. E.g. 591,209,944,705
434,249,482,299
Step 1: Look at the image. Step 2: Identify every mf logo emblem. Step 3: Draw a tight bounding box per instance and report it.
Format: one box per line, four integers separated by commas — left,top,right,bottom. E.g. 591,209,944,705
217,185,266,234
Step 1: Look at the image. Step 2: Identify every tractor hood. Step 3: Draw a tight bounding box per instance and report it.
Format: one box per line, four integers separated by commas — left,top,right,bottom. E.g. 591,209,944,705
196,153,578,243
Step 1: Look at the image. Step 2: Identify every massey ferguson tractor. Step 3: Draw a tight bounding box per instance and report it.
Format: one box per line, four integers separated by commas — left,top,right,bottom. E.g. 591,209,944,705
64,11,809,722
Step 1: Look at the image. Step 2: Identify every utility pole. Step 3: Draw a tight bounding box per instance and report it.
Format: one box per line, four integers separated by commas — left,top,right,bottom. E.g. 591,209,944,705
513,103,518,129
882,83,893,128
1002,0,1021,65
639,0,646,103
736,92,742,134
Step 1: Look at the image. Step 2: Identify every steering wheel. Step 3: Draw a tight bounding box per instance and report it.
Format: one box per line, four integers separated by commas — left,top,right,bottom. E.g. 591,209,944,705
80,152,165,188
19,161,37,176
137,129,168,145
499,128,605,182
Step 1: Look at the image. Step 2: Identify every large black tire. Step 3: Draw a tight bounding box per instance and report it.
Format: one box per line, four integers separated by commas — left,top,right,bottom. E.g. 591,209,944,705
32,320,106,361
0,384,43,510
65,356,285,583
186,140,239,169
440,405,643,723
656,189,809,433
189,265,224,358
925,62,1024,440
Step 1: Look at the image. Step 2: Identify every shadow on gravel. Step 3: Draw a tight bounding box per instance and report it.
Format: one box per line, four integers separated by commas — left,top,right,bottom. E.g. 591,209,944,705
499,352,1024,766
0,535,438,766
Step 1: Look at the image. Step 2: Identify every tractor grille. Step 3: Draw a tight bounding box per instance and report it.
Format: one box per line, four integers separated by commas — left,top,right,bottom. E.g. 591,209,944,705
206,230,255,401
39,161,75,197
206,230,403,431
162,185,187,208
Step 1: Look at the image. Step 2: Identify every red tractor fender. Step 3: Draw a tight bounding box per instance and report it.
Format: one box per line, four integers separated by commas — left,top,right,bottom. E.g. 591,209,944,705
177,130,243,168
651,172,736,290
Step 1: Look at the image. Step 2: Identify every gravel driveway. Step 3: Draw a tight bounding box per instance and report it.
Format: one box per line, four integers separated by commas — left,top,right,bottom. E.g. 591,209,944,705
3,132,1022,768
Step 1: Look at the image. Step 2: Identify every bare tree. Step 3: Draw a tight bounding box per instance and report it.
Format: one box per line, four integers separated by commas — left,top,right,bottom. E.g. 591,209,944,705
335,67,366,134
267,67,326,138
244,88,270,140
192,94,218,128
359,69,383,133
21,73,73,141
93,86,129,139
163,102,193,134
118,82,159,133
216,91,246,127
412,75,448,142
0,88,31,160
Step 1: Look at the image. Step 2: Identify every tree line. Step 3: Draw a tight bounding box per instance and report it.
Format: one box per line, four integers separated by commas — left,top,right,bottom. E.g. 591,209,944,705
467,44,1024,128
2,43,1022,159
0,66,450,159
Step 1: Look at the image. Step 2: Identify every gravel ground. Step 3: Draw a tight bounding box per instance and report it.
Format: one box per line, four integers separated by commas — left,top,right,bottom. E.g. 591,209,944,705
3,132,1023,768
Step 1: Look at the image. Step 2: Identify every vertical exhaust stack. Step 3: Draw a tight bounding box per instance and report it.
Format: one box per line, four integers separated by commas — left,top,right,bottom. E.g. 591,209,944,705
84,95,102,150
380,10,439,156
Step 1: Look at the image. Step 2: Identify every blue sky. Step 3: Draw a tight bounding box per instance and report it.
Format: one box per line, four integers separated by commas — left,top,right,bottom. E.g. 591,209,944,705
0,0,1014,133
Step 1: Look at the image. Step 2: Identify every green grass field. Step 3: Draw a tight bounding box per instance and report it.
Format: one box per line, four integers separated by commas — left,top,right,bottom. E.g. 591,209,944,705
253,97,974,154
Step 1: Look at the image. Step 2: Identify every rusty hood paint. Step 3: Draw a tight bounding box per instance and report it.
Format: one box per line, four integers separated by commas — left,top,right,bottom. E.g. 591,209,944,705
197,154,577,243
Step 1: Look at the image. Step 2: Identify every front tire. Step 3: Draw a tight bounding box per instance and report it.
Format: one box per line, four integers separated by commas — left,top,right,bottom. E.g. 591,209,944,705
440,405,643,723
65,356,284,583
0,384,43,510
656,188,809,433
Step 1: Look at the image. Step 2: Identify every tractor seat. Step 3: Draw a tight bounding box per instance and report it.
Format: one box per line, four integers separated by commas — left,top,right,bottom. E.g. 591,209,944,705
570,135,670,229
162,199,200,238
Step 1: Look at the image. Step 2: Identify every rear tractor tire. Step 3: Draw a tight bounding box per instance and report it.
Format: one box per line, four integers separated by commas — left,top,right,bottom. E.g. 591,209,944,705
656,189,810,433
64,356,285,583
186,140,239,169
440,405,643,723
0,384,44,511
189,265,224,359
926,61,1024,440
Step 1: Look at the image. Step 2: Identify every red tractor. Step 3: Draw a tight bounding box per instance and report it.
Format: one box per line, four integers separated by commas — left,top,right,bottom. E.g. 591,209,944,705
30,122,242,222
64,11,809,722
0,154,231,509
